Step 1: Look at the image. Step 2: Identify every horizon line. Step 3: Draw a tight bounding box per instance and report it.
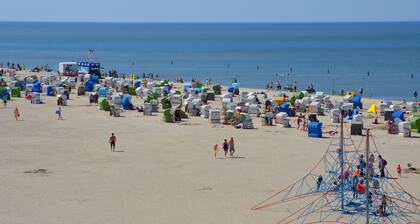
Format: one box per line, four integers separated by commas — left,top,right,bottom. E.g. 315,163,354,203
1,20,420,24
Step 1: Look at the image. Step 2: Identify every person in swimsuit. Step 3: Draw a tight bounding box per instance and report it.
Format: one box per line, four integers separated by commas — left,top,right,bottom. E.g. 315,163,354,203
229,137,235,157
109,133,116,152
14,107,20,120
213,144,219,159
223,139,229,157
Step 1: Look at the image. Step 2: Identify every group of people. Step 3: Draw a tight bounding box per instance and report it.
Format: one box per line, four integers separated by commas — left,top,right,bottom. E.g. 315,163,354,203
296,113,308,131
213,137,235,158
266,81,298,92
316,153,390,215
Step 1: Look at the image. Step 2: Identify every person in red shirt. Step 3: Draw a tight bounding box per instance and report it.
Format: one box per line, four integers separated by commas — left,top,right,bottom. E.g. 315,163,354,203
356,180,365,194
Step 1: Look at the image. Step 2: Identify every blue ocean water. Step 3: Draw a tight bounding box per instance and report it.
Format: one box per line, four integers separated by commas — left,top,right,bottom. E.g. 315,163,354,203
0,22,419,99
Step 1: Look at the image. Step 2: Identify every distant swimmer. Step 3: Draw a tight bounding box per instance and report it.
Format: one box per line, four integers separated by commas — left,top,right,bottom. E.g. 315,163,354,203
257,65,260,70
170,60,174,65
327,69,330,75
227,63,230,68
367,71,370,77
290,66,293,73
412,73,414,79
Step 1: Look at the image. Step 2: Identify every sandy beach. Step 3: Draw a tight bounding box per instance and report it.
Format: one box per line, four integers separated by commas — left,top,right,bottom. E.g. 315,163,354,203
0,71,419,224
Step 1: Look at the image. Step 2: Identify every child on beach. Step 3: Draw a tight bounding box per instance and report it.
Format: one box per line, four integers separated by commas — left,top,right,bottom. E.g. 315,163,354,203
55,106,62,120
397,164,402,177
223,139,229,157
213,144,219,158
14,107,20,120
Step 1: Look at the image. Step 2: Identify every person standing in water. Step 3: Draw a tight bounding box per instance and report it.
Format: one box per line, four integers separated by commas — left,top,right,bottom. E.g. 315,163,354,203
222,139,229,157
229,137,235,157
109,133,116,152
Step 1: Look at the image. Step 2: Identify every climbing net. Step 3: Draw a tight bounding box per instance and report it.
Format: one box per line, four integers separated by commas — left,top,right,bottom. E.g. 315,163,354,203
251,123,420,224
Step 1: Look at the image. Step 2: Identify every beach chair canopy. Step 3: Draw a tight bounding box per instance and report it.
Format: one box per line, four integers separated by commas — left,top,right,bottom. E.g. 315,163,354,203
352,96,363,109
392,111,405,122
367,104,377,114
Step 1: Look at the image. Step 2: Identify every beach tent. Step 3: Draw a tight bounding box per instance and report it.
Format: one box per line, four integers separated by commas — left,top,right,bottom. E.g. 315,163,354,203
91,75,99,84
392,111,405,122
227,86,235,93
296,92,304,99
134,79,142,88
121,95,133,110
192,87,201,93
128,86,136,96
11,87,21,97
410,113,420,133
78,62,101,76
163,109,173,123
212,85,221,95
183,83,192,92
0,87,8,98
99,98,110,111
410,116,420,133
367,104,377,114
308,121,323,138
85,80,94,92
278,103,290,113
352,96,363,109
290,95,297,107
345,110,358,120
98,87,108,98
31,80,41,93
47,86,55,96
163,85,172,93
10,81,20,88
59,62,78,74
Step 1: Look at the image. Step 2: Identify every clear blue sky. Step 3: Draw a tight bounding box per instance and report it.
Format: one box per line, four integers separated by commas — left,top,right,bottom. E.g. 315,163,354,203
2,0,420,22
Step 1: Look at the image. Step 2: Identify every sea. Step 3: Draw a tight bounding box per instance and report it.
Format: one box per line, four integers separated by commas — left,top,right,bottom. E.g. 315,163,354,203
0,22,419,100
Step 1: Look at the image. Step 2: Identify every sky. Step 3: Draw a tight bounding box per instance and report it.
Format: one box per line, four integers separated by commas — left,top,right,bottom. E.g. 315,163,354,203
1,0,420,23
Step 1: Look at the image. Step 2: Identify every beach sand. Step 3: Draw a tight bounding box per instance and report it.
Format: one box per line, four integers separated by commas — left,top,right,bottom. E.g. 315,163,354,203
0,72,419,224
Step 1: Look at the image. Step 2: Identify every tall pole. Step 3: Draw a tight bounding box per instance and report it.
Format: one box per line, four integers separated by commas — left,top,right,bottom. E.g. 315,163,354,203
365,129,370,224
339,115,344,210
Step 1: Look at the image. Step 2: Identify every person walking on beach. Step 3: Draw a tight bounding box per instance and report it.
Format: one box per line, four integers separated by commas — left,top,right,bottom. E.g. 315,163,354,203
213,144,219,159
228,137,235,157
14,107,20,120
2,94,7,107
378,155,387,178
359,87,364,97
55,106,62,120
109,133,116,152
222,139,229,157
397,164,402,177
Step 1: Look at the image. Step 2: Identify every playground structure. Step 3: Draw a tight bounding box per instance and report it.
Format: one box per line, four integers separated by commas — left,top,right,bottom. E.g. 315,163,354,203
252,117,420,224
